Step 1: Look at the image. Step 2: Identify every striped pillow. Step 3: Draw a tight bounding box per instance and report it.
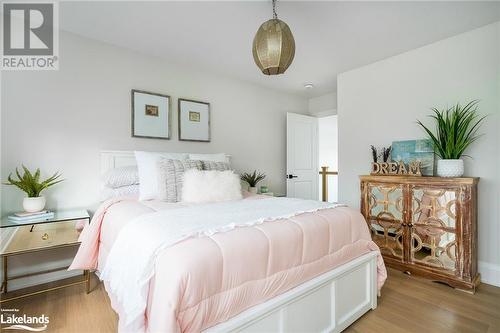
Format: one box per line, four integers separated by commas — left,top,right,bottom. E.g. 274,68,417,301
157,159,203,202
101,166,139,188
201,161,231,171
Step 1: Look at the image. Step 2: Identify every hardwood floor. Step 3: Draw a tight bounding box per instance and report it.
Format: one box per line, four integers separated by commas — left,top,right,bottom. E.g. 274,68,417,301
346,269,500,333
1,268,499,333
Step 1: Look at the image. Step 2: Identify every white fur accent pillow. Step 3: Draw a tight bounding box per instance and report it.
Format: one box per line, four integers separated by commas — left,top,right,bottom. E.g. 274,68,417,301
182,169,242,203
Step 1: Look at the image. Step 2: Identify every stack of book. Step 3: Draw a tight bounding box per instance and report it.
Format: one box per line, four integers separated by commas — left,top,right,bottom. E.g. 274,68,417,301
7,210,55,223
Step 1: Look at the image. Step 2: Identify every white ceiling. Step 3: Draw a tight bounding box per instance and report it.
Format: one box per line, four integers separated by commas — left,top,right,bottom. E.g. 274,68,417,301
60,1,500,97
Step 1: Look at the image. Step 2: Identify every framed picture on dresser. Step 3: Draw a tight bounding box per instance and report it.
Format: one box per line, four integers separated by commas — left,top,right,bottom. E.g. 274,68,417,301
178,98,210,142
131,89,171,139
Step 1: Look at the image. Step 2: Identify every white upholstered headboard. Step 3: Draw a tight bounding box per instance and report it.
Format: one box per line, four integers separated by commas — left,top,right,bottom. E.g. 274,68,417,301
100,150,231,174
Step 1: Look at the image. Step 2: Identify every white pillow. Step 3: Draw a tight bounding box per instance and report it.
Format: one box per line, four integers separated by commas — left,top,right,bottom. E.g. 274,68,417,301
100,185,139,202
101,166,139,188
135,151,189,200
182,169,242,203
188,153,228,163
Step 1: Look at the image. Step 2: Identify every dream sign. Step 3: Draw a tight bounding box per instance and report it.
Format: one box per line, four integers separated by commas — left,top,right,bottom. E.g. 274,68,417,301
371,161,422,176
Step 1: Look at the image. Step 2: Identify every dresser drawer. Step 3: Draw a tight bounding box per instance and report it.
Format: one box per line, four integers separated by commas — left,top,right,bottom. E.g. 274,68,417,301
1,219,83,255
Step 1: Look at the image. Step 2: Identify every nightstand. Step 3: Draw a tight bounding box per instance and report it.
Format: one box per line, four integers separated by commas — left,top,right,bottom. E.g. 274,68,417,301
260,192,286,197
0,209,90,303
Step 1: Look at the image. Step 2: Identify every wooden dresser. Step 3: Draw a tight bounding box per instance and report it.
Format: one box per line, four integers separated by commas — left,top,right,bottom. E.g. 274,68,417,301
359,175,480,292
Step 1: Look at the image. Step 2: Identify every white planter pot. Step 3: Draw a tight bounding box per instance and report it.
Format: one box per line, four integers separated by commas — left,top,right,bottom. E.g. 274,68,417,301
248,186,258,194
437,159,464,177
23,196,46,213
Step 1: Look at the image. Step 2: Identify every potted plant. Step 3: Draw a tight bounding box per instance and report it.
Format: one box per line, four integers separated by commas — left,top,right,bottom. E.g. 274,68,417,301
240,170,266,194
4,166,63,212
417,100,485,177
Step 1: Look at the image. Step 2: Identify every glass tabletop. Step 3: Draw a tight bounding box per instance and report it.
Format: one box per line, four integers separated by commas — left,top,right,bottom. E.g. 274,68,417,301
1,209,90,228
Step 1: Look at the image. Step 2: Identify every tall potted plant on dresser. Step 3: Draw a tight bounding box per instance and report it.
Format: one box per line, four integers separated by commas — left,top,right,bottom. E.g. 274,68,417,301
4,166,63,212
417,100,486,177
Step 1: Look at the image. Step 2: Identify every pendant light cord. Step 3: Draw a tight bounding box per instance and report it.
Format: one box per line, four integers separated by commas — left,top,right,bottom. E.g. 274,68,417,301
272,0,278,19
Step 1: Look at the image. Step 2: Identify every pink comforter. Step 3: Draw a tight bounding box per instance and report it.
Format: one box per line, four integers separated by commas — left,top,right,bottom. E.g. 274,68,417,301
71,197,386,332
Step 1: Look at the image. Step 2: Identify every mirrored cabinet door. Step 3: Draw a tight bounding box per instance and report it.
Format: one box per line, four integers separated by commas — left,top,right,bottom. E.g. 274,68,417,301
367,183,405,261
409,187,459,274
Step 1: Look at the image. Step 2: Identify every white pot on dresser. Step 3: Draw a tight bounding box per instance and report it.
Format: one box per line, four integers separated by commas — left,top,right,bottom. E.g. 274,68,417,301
248,187,258,194
23,196,46,212
437,159,464,177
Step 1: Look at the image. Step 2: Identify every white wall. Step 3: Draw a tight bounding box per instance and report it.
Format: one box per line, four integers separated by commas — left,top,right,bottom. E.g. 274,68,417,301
0,31,308,290
338,22,500,286
1,31,308,214
308,92,337,117
318,115,338,202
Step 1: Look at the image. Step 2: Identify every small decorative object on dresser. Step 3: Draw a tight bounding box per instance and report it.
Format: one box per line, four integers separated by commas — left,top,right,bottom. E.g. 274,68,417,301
260,192,286,197
391,139,434,176
4,166,63,213
360,175,479,292
371,160,422,176
178,98,210,142
370,145,391,163
240,170,266,194
131,89,171,139
417,100,486,177
370,144,424,176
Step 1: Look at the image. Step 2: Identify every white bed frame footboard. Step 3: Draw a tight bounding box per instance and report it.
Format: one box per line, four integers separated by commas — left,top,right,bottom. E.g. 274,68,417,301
205,252,378,333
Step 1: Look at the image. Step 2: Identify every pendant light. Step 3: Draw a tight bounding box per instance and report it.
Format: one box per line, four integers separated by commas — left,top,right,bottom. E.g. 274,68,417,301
252,0,295,75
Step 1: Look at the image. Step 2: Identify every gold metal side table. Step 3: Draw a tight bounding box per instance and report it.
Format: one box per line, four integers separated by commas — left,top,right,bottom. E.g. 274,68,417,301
0,209,91,303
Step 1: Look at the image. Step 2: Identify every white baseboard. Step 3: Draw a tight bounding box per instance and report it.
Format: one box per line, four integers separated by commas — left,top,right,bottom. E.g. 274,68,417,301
479,261,500,287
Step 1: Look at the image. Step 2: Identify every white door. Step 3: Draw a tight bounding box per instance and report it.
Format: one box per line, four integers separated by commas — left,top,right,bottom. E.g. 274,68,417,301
286,112,319,200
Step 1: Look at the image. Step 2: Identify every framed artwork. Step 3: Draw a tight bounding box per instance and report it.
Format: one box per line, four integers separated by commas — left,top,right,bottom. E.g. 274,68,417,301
131,89,171,139
391,139,434,176
178,98,210,142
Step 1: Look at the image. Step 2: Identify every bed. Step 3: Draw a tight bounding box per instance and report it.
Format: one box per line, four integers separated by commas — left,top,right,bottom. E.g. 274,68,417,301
70,150,387,333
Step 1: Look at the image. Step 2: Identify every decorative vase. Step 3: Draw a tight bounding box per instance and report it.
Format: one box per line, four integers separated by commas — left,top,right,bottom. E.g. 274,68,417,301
260,185,269,194
23,196,46,213
248,186,258,194
437,159,464,177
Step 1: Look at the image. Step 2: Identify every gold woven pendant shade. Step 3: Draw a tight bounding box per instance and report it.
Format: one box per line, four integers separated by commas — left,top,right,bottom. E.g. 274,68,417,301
252,18,295,75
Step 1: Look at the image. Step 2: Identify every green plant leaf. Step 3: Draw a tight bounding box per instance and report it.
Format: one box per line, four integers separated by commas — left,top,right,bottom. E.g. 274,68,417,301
240,170,266,187
4,166,64,197
417,101,485,160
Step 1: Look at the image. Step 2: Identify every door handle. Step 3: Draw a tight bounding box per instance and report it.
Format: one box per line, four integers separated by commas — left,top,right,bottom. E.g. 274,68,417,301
286,174,298,179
